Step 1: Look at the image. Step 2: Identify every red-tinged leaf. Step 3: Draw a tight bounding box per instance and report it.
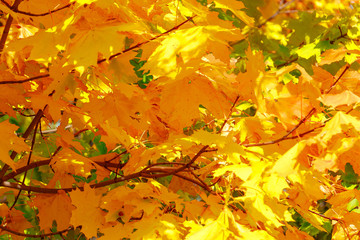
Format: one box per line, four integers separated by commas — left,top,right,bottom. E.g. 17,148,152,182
2,208,33,240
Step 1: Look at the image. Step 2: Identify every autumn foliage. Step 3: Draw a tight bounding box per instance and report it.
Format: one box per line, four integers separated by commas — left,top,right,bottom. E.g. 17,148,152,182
1,0,360,239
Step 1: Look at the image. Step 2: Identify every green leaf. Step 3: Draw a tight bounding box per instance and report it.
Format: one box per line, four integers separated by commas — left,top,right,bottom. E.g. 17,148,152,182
287,11,327,45
341,163,359,188
347,198,359,212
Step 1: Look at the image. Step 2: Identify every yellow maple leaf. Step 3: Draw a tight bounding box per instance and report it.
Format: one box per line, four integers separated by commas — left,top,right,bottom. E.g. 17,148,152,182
69,184,105,238
143,26,240,79
67,22,147,71
186,130,245,163
7,27,66,63
316,111,360,144
213,0,254,26
43,60,77,100
213,164,252,181
272,139,317,177
241,194,286,231
185,207,234,240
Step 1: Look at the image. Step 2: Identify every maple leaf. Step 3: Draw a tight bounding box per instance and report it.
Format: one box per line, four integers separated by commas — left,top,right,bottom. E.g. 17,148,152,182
143,26,241,79
316,111,360,144
43,60,77,100
271,140,313,177
67,22,147,69
185,130,245,163
1,208,33,240
213,0,254,26
50,148,108,178
319,90,360,108
159,74,229,129
7,28,66,63
3,0,360,239
69,184,105,238
32,191,74,231
0,121,29,170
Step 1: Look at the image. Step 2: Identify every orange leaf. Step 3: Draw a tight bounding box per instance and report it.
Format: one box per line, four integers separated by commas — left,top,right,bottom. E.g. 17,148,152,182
32,191,73,231
0,121,29,170
319,90,360,108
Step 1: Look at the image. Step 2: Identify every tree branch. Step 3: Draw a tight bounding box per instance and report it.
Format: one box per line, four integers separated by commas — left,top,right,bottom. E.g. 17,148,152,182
0,145,209,193
9,110,40,210
0,0,73,16
0,16,196,85
0,74,50,85
0,225,73,238
0,109,44,180
0,0,23,53
16,3,73,16
0,0,11,8
3,157,127,182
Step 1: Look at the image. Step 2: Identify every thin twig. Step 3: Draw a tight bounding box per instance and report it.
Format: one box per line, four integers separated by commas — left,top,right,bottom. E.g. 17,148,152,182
188,168,213,193
0,109,44,179
139,145,209,179
308,209,340,221
9,110,41,210
0,0,11,8
325,64,350,94
243,108,316,147
218,95,240,134
98,15,196,63
257,0,296,28
16,3,73,16
173,172,213,193
0,74,50,85
244,56,350,148
275,57,298,68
